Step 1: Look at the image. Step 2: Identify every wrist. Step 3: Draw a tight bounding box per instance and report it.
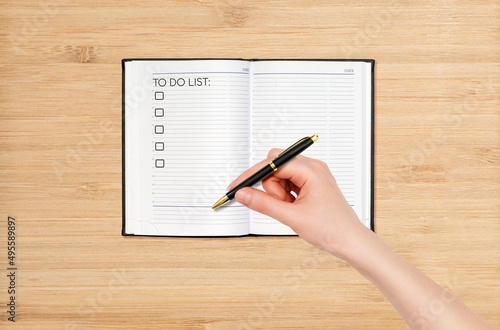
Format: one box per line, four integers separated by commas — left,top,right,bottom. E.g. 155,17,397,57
325,221,375,264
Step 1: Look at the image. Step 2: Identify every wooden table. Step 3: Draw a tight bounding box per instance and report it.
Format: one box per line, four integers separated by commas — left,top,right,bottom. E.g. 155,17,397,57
1,0,498,328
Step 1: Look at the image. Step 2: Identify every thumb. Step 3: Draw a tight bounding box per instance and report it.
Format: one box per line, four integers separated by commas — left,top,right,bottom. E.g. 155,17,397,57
235,187,296,227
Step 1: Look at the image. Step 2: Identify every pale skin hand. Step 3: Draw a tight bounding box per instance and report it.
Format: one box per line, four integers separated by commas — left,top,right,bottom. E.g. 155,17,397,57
227,148,494,330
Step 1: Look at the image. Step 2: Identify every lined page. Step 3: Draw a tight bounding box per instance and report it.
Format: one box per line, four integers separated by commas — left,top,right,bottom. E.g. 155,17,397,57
125,60,251,236
249,61,371,235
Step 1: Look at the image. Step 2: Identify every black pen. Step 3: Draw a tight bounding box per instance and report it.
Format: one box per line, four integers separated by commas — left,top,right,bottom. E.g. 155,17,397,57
212,134,318,209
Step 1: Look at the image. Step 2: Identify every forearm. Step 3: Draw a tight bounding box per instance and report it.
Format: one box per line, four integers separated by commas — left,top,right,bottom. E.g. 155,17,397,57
333,224,493,329
231,152,493,328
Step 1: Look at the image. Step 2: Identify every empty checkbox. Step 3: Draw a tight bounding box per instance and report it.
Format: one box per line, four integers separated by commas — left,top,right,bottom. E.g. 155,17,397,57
155,125,164,134
155,92,164,100
155,142,164,151
155,159,165,168
155,108,164,117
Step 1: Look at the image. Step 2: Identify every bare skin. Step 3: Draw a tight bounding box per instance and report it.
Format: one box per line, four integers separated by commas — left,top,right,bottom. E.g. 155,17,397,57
227,148,494,330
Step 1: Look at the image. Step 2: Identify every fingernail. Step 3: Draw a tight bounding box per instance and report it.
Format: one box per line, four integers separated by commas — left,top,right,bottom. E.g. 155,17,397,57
227,181,236,191
235,189,250,205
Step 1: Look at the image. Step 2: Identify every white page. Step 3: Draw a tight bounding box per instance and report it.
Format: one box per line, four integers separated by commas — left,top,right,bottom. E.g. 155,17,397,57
124,60,251,236
249,60,372,234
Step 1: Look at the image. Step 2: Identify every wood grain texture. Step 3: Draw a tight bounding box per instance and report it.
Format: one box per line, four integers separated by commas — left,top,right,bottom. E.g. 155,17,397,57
0,0,498,328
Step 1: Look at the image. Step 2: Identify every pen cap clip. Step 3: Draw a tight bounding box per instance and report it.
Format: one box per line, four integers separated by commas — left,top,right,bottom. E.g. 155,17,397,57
274,136,310,159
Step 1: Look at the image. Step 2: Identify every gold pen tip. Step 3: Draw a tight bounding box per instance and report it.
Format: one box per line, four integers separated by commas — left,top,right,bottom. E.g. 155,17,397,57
212,195,230,209
310,134,319,142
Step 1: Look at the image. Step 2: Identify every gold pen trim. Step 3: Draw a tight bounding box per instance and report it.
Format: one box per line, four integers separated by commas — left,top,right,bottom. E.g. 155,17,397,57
274,134,319,159
212,195,230,209
274,137,308,159
212,134,318,210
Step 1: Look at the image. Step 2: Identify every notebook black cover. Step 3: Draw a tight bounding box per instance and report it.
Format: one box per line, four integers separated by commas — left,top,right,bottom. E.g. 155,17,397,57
121,58,375,236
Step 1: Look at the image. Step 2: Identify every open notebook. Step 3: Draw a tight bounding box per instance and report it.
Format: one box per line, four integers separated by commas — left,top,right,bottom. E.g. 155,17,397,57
122,59,374,236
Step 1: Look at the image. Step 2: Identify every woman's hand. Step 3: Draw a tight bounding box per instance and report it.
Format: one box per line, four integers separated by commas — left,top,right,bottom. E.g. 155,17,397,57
227,148,366,259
